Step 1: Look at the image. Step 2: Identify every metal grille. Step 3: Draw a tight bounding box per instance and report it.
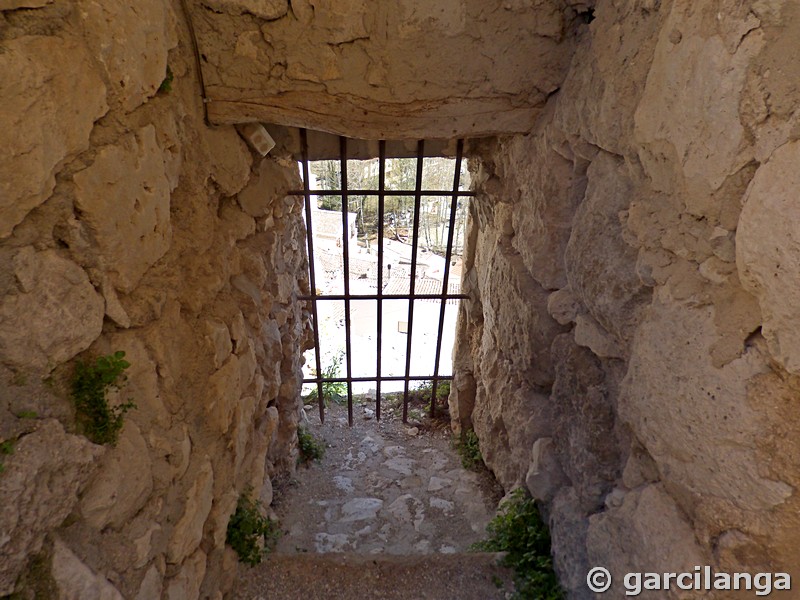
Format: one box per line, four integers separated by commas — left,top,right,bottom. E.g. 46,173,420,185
295,130,474,425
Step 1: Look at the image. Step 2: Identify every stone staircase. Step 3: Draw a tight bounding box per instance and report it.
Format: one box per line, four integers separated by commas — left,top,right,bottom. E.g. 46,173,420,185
234,552,514,600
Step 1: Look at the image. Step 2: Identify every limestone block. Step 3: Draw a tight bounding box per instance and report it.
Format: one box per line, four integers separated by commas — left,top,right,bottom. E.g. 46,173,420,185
619,290,793,511
204,126,253,195
79,421,154,530
232,395,257,479
0,35,107,238
546,288,581,325
0,248,104,371
549,488,591,600
586,485,710,584
237,158,294,218
525,437,568,503
565,153,649,343
165,549,207,600
0,0,52,7
207,490,239,548
201,0,574,138
207,356,242,434
78,0,176,112
134,564,163,600
737,140,800,374
51,538,124,600
633,0,760,195
73,125,172,293
573,314,624,359
201,0,288,20
205,320,233,369
550,334,619,511
0,420,102,596
167,458,214,564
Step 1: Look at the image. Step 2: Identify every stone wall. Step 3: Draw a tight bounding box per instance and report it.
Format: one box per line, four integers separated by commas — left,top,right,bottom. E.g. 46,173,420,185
191,0,592,139
451,0,800,596
0,1,310,597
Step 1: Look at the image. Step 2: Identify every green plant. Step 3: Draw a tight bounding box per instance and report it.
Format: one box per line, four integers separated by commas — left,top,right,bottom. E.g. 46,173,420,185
71,351,135,446
226,489,281,566
297,427,325,463
472,489,564,600
158,65,174,93
15,410,37,419
306,353,347,405
455,429,483,470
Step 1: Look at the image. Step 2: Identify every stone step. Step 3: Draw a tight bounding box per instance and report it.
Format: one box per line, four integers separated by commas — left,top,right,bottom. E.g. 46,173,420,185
234,552,515,600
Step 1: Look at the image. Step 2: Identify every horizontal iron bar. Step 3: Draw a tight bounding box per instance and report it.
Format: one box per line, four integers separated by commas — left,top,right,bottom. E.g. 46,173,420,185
288,189,475,197
299,294,467,301
303,375,453,384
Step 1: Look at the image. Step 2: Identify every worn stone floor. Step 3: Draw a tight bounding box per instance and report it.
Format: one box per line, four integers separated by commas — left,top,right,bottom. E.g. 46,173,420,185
274,398,502,555
234,397,514,599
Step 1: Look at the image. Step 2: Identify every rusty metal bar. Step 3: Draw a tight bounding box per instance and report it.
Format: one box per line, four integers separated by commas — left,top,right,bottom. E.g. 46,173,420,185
303,375,454,384
299,293,466,301
300,129,326,423
288,189,476,197
376,140,386,421
430,140,465,417
340,137,355,426
402,141,425,423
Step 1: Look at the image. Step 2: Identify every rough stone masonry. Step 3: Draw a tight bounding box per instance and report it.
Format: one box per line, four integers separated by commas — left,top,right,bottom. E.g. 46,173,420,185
1,0,799,599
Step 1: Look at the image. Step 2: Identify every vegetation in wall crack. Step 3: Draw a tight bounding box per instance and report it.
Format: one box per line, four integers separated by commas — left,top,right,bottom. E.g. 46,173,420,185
454,429,483,471
472,489,564,600
226,488,281,566
71,351,135,446
297,426,325,464
158,65,174,94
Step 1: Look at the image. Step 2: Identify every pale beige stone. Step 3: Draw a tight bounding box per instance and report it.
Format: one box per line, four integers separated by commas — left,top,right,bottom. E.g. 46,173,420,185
0,421,102,596
573,314,624,359
52,538,124,600
586,485,710,585
619,290,793,511
207,356,242,434
165,549,207,600
199,0,574,138
204,126,253,195
78,0,176,112
0,0,52,7
201,0,288,20
633,0,762,195
167,459,214,564
79,422,154,530
73,125,172,293
737,140,800,374
134,565,163,600
0,248,104,371
205,320,233,369
0,35,107,238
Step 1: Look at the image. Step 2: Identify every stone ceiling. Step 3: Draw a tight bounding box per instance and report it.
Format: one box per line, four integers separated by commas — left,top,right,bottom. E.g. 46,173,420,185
190,0,590,139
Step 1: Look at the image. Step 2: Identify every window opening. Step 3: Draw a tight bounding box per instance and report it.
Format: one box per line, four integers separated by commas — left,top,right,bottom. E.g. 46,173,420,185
295,130,473,425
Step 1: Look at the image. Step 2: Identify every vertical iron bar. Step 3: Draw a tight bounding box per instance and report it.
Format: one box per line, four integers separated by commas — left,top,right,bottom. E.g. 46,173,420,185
430,140,465,417
402,141,425,423
300,129,325,423
376,141,386,421
340,137,354,425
